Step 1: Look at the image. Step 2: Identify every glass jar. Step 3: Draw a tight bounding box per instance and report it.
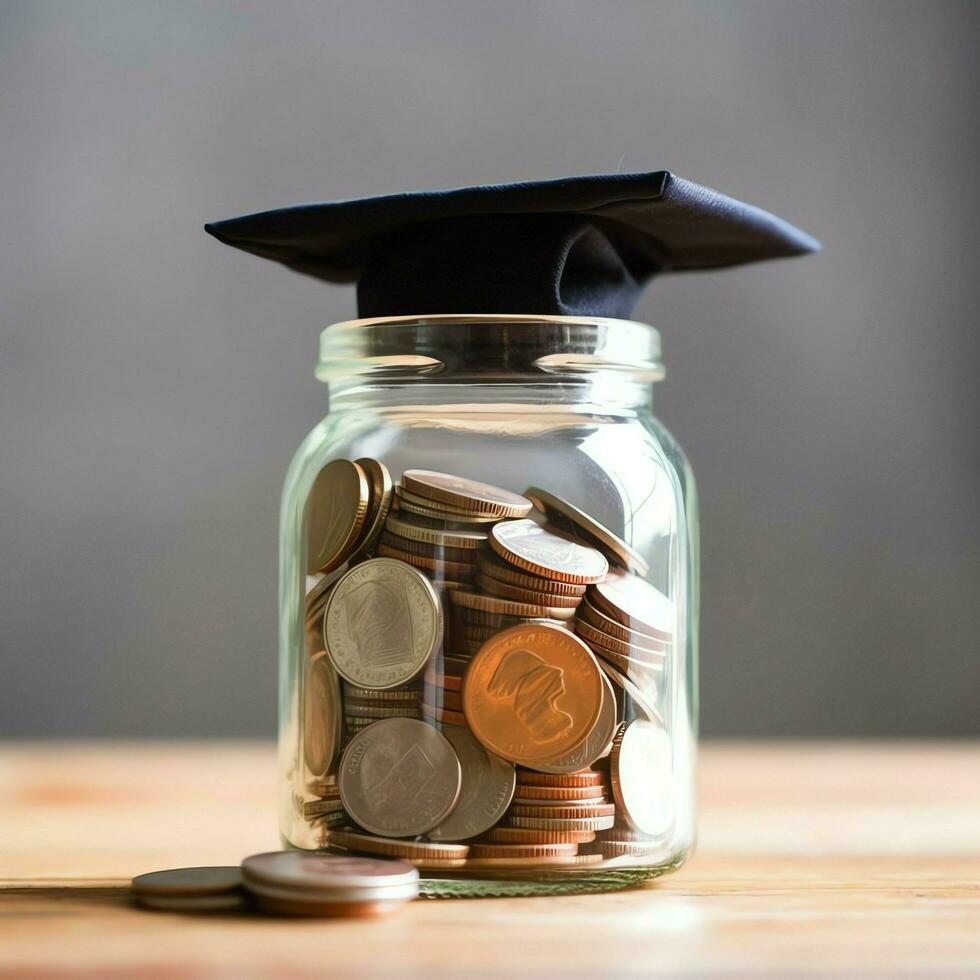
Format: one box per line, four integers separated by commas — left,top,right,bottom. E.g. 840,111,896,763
278,314,698,896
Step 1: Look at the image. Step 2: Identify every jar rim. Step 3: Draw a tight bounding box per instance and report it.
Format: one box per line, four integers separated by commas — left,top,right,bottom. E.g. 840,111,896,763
316,314,664,385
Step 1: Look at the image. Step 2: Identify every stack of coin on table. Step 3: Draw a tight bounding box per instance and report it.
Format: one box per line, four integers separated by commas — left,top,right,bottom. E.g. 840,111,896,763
300,459,678,873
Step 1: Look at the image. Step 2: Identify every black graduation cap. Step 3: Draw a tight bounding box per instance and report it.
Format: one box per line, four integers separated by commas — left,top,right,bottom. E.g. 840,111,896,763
205,172,819,319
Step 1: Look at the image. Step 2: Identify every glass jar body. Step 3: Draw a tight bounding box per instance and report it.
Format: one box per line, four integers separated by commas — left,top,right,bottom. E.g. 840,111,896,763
279,318,698,894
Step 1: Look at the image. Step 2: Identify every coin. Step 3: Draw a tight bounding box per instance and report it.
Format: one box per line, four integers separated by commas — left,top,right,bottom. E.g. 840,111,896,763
392,494,500,524
513,784,608,802
477,553,587,597
248,891,413,918
525,486,650,577
597,659,662,723
587,644,664,688
516,770,605,788
344,685,420,702
463,854,603,868
509,802,616,819
244,850,418,889
578,598,669,651
385,513,488,550
420,701,467,727
424,688,463,712
490,520,608,585
304,652,342,777
303,797,344,817
589,571,674,641
469,843,578,858
307,459,371,574
475,572,583,608
586,839,670,859
450,589,577,621
609,719,676,837
379,532,477,564
348,457,393,562
402,470,533,519
424,670,462,691
376,542,477,580
131,866,245,912
339,717,461,837
327,829,469,860
324,558,442,689
487,827,597,845
531,667,617,774
454,607,565,629
427,725,516,842
343,703,421,719
574,619,667,661
462,623,603,767
505,815,615,831
308,776,338,796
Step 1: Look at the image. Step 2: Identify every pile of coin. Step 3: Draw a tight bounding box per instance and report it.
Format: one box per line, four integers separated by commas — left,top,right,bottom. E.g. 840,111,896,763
299,460,678,873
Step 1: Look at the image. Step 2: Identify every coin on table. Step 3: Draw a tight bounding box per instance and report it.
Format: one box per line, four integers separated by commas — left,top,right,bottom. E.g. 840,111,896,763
131,866,245,912
402,470,533,519
384,513,488,550
490,520,608,585
609,719,676,837
462,623,603,767
306,459,370,574
475,572,583,608
349,457,393,562
450,589,577,621
427,725,516,842
524,487,649,577
339,717,461,837
532,667,617,774
324,558,442,689
304,652,342,777
477,553,588,597
588,570,674,642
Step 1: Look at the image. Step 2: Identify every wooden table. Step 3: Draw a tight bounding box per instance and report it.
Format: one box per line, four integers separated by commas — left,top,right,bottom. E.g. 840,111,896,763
2,741,978,977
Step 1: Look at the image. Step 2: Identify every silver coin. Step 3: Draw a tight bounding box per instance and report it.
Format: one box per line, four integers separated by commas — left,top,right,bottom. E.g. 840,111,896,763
610,719,676,837
241,849,418,892
339,718,461,838
324,558,443,690
427,725,516,842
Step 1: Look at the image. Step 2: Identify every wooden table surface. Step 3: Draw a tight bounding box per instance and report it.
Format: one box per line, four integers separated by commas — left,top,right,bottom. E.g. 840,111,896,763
2,741,978,977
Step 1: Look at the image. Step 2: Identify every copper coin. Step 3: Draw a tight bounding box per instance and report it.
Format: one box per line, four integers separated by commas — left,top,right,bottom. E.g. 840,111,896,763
250,893,412,918
574,619,667,662
477,553,587,597
440,655,472,675
450,589,577,621
454,608,565,629
395,484,500,517
511,795,606,808
490,520,608,585
327,829,469,862
475,572,583,609
349,457,393,562
385,513,488,550
306,459,371,574
375,542,477,580
379,532,477,565
589,571,674,641
420,701,467,727
402,470,532,519
487,827,597,845
304,652,342,778
468,842,578,858
579,598,669,651
517,770,605,788
505,815,615,831
338,718,461,837
425,671,462,691
392,494,499,524
462,623,603,767
242,850,418,891
324,558,442,690
425,688,463,712
524,486,649,576
509,802,616,819
427,725,516,842
513,784,609,802
609,719,676,837
462,854,602,868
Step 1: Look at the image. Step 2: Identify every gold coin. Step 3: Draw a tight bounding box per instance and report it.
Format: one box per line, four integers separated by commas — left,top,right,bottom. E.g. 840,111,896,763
304,652,342,778
462,623,604,768
327,829,469,862
385,513,488,550
588,570,674,642
392,494,499,524
306,459,370,574
525,486,649,577
477,553,587,597
487,827,597,845
349,458,393,562
504,815,615,831
375,542,477,580
324,558,442,690
475,571,583,608
490,520,608,585
402,470,532,519
610,719,676,837
578,598,670,652
378,532,476,564
450,589,577,621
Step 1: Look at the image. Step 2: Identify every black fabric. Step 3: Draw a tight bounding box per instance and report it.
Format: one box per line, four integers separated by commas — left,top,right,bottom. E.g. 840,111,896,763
205,171,819,318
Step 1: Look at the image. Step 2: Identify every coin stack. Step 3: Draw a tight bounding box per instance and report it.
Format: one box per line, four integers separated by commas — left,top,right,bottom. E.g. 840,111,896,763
300,459,678,873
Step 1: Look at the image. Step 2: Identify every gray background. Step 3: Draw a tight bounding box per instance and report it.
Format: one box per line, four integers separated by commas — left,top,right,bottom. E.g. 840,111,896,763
2,0,978,737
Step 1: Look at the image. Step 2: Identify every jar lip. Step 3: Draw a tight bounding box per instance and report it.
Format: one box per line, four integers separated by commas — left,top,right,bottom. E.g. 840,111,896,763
317,314,664,385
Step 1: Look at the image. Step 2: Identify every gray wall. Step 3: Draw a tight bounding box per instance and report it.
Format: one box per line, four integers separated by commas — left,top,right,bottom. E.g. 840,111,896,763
2,0,977,737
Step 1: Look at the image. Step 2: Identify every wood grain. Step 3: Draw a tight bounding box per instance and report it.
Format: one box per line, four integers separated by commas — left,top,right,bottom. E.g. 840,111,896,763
2,741,978,976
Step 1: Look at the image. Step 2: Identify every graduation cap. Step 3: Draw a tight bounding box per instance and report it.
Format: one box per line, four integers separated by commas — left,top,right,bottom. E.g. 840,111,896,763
205,172,819,319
